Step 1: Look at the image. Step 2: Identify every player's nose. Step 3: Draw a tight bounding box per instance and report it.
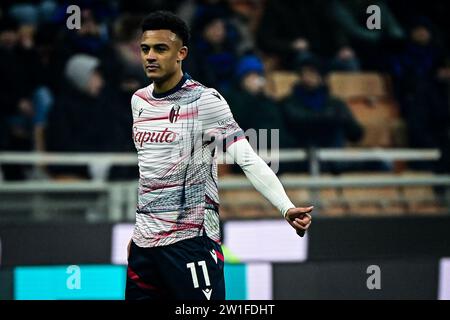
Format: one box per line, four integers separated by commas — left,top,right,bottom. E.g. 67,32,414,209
144,50,157,62
145,54,157,62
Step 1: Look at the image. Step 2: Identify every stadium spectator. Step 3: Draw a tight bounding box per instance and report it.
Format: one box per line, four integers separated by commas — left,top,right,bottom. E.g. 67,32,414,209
389,17,450,172
100,13,148,90
104,68,140,181
186,11,239,91
7,0,57,25
329,46,361,72
389,18,446,113
225,54,298,173
0,17,38,179
178,0,263,57
45,54,107,179
48,4,111,95
100,14,145,180
56,6,109,57
256,0,344,69
329,0,405,70
389,0,450,52
281,57,364,172
31,23,61,153
226,0,265,55
225,55,295,149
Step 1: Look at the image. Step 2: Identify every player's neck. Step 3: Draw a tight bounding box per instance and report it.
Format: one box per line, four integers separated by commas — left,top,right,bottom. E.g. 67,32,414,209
153,70,184,95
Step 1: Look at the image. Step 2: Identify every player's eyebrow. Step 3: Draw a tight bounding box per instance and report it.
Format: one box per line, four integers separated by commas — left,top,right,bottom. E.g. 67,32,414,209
140,43,170,49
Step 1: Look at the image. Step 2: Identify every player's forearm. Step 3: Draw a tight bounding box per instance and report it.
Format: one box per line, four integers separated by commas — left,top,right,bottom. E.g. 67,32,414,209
226,138,295,217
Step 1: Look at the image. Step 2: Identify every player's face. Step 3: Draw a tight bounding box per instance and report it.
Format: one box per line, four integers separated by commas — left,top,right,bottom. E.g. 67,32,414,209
140,30,187,82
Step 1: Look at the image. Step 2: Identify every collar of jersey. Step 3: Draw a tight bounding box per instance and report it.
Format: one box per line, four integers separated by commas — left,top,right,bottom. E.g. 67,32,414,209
151,73,191,99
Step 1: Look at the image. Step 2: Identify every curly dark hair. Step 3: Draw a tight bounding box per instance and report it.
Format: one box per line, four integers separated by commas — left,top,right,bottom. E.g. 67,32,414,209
141,11,190,46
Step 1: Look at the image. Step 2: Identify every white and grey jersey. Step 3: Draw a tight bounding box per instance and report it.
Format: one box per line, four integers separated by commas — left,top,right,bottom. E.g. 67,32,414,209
131,74,244,247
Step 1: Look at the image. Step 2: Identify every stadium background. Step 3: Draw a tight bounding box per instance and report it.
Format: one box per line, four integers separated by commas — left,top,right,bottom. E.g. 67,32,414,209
0,0,449,300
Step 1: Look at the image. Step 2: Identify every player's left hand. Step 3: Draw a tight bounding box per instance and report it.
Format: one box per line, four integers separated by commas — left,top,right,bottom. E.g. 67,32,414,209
285,206,313,237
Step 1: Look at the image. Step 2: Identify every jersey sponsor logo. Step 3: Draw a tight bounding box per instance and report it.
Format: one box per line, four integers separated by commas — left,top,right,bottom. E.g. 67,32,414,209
169,104,181,123
202,288,212,300
138,107,144,117
133,127,177,146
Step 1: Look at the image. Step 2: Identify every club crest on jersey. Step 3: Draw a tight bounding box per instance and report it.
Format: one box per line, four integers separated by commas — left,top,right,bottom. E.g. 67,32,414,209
169,104,181,123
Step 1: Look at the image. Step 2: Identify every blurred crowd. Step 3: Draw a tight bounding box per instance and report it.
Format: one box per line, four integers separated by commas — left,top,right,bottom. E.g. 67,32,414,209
0,0,449,180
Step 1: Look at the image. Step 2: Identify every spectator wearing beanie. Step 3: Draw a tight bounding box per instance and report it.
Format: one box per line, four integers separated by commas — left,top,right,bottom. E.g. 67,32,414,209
225,55,296,150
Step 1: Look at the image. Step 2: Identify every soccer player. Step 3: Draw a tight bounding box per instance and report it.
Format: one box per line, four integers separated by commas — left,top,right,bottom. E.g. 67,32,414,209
126,11,313,300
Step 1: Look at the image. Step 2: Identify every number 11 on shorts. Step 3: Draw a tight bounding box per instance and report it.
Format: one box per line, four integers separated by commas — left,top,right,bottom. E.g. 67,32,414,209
186,261,211,288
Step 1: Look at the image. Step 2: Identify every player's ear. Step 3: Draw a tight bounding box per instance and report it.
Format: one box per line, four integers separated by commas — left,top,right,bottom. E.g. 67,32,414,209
178,46,188,63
